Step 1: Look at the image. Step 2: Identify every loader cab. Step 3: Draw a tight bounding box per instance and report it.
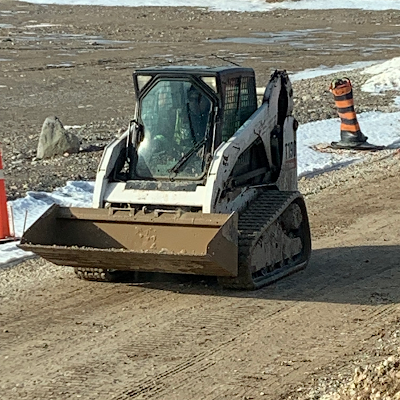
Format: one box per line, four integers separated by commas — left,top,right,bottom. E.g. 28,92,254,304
130,66,258,181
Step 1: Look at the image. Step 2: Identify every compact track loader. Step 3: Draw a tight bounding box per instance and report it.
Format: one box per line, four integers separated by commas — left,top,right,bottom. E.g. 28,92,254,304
19,66,311,290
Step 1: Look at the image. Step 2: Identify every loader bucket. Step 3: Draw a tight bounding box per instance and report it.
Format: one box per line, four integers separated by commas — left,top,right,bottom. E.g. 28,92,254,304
19,205,238,277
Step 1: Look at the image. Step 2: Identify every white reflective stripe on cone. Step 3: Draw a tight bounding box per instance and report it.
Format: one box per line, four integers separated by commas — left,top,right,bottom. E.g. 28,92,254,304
7,204,15,237
0,170,4,180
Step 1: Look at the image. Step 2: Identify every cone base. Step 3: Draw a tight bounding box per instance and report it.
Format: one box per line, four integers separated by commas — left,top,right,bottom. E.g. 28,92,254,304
0,236,18,244
330,141,385,151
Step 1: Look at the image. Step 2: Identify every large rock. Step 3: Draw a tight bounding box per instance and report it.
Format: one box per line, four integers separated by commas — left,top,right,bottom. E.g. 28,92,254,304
37,116,80,159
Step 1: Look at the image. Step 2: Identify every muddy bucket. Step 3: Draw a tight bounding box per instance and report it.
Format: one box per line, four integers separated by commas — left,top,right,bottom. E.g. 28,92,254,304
19,205,238,277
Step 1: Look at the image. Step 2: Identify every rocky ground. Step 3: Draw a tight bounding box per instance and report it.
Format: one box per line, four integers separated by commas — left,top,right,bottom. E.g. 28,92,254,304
2,1,400,399
1,0,400,198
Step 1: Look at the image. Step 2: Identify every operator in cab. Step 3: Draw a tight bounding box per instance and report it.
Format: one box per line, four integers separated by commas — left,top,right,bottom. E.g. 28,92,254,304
136,80,212,179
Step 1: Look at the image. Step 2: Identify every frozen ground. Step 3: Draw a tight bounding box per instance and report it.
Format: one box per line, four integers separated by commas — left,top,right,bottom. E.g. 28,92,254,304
18,0,400,12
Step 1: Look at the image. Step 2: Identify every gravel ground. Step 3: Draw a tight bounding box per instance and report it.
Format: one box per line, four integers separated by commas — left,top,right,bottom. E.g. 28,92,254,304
288,310,400,400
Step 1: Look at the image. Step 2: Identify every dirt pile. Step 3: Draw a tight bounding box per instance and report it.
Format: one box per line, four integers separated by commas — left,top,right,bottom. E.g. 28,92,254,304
330,356,400,400
304,355,400,400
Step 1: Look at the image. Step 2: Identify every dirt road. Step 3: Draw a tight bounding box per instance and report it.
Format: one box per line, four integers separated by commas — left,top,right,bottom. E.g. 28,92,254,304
2,1,400,399
2,152,400,399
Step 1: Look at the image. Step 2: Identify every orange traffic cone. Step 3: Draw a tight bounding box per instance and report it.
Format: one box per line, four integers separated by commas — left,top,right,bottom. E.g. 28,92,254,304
329,77,383,150
0,149,14,243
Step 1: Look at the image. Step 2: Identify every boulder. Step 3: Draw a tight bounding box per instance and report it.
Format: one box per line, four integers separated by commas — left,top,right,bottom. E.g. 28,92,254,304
36,116,80,159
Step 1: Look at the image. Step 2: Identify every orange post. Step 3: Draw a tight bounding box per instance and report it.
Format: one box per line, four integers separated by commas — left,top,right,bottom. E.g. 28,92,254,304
329,77,368,148
0,148,11,241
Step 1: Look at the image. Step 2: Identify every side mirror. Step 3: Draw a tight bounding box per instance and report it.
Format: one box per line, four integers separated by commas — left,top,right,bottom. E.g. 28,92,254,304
136,123,144,143
129,120,144,144
127,120,143,180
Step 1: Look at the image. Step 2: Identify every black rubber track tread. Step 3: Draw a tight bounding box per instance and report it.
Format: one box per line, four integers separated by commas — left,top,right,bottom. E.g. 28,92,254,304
74,267,118,282
219,190,307,290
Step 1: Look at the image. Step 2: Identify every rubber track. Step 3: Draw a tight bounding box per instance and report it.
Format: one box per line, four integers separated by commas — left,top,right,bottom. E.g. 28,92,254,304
74,267,116,282
220,190,303,289
238,190,300,254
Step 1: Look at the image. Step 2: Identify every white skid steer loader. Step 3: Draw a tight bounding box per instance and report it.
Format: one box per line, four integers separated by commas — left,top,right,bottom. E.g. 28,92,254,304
19,66,311,290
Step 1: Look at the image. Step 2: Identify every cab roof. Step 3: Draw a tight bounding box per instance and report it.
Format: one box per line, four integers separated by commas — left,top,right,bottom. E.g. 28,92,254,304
134,65,255,78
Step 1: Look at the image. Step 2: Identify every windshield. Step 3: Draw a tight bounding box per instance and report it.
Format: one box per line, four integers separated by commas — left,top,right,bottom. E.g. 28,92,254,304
135,80,212,179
